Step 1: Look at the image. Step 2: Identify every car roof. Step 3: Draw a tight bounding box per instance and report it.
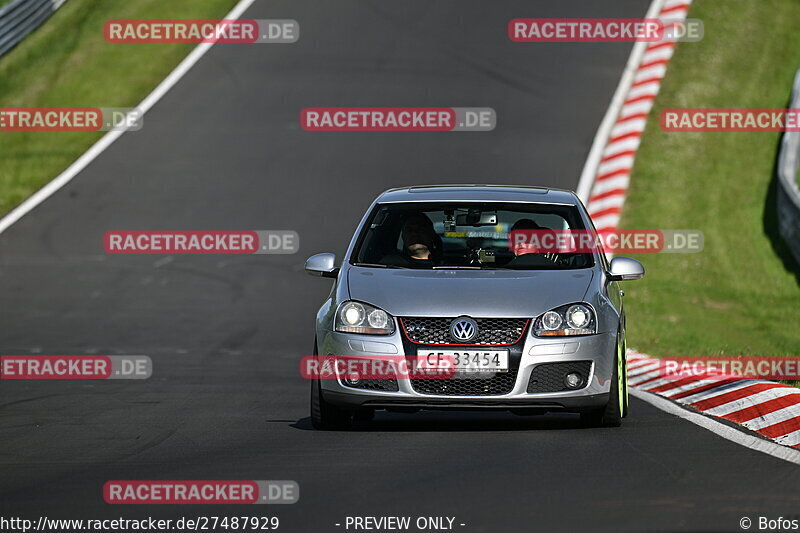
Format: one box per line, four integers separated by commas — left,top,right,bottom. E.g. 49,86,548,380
375,184,580,205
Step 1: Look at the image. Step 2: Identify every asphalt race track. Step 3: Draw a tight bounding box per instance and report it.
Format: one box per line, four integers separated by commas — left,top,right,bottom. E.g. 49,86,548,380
1,1,798,532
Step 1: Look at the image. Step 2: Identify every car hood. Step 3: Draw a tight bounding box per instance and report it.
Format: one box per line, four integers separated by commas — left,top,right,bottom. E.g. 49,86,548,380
346,267,595,318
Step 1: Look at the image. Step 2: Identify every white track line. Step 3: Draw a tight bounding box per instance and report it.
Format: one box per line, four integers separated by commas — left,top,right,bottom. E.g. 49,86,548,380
628,352,800,458
0,0,258,236
589,0,800,458
632,388,800,465
576,0,667,202
573,0,800,460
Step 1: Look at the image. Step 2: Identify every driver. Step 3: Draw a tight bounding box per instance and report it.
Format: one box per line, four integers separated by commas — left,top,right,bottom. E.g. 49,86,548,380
509,218,544,256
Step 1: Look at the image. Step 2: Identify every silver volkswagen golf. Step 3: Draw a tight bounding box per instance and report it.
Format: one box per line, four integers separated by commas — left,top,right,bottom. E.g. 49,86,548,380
305,185,644,429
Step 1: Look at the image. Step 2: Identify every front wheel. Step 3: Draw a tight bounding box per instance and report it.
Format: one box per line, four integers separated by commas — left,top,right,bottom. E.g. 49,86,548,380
581,332,626,427
310,342,353,430
310,377,354,430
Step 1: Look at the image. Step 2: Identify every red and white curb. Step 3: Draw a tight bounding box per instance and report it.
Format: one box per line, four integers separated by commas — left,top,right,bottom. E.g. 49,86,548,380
628,351,800,455
576,0,800,462
579,0,692,229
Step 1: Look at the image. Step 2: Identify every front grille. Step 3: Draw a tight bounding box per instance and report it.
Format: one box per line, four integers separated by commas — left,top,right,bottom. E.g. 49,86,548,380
401,317,528,345
344,378,399,392
411,370,518,396
527,362,592,393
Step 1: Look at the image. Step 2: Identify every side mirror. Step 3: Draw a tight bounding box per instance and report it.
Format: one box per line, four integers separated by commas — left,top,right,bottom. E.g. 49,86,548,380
607,256,645,281
305,253,339,278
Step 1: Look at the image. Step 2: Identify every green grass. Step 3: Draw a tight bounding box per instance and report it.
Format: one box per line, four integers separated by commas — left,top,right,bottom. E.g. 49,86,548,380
622,0,800,358
0,0,238,215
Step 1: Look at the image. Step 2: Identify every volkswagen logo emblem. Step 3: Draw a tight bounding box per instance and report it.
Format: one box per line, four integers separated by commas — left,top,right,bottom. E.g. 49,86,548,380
450,317,478,343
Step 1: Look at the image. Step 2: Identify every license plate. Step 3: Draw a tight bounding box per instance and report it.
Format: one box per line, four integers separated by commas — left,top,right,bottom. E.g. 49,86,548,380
416,350,509,373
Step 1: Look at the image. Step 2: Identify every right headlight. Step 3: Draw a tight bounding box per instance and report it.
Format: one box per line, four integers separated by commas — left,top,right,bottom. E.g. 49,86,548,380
533,303,596,337
335,301,395,335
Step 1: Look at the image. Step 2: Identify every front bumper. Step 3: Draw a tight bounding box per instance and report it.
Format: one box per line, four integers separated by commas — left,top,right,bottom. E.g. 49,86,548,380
317,329,617,413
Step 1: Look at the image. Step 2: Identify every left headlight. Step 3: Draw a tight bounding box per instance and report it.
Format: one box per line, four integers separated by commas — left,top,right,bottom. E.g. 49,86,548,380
335,301,395,335
533,303,596,337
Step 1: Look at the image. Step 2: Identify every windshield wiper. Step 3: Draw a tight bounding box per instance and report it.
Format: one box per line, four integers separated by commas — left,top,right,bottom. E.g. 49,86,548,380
432,265,481,270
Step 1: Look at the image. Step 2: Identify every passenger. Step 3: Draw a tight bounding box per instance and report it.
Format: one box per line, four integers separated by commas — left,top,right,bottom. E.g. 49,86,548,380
401,213,442,264
506,217,558,268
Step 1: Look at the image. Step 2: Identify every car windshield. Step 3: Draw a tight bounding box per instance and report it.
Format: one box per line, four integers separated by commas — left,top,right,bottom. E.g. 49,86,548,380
351,202,595,270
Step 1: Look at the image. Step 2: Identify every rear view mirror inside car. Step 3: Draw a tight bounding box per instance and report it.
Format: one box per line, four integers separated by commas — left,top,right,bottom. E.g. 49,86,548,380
456,211,497,226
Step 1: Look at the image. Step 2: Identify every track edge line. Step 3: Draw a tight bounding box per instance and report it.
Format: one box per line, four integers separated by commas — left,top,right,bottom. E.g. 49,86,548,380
631,388,800,466
576,0,667,203
0,0,259,236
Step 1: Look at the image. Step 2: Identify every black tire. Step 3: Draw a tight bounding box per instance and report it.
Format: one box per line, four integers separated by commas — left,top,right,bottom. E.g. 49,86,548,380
581,333,625,428
621,335,629,418
310,342,353,430
310,377,354,430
